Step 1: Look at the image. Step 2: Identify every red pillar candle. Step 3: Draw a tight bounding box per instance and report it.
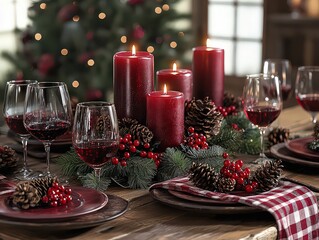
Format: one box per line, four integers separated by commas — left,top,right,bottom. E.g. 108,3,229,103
157,63,193,101
146,85,184,151
192,41,224,106
113,46,154,124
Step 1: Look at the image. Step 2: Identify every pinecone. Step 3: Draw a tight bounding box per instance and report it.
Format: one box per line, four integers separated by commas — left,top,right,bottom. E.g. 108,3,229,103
314,122,319,139
223,92,242,110
29,176,57,197
11,182,41,209
189,162,219,191
96,115,111,132
0,146,18,171
119,118,139,132
119,118,153,144
216,177,236,192
268,128,290,146
185,97,223,140
252,160,283,192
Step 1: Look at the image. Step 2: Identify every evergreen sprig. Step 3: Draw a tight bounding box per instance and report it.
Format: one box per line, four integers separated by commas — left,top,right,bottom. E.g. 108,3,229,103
157,147,191,181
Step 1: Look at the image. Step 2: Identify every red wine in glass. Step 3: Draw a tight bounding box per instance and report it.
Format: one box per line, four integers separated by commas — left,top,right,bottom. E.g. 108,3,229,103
75,141,119,168
296,94,319,112
4,115,29,135
244,106,281,127
25,120,70,142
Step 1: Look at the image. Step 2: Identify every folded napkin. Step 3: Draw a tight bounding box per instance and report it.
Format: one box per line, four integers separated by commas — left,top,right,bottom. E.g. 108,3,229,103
150,177,319,240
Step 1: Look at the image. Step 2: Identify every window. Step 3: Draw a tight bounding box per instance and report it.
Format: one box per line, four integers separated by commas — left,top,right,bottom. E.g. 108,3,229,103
0,0,31,79
208,0,264,76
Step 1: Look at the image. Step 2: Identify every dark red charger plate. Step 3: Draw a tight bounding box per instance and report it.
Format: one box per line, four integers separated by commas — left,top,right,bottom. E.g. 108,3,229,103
150,188,262,214
285,137,319,161
0,187,128,230
270,142,319,168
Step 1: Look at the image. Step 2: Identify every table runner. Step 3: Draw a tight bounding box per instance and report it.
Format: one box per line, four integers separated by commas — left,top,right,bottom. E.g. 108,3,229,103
150,177,319,240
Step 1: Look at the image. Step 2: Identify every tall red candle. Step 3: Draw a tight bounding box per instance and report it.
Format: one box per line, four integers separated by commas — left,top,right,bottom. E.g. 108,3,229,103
192,44,224,106
157,63,193,101
146,86,184,151
113,46,154,124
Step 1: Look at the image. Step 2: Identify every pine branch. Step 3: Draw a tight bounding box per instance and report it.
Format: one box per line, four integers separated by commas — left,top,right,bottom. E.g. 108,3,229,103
80,172,111,191
54,148,91,177
209,123,241,152
157,147,191,181
239,128,261,155
180,144,225,171
127,156,157,189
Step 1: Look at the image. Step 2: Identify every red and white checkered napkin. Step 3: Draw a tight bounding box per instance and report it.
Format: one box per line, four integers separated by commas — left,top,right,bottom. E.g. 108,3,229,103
150,177,319,240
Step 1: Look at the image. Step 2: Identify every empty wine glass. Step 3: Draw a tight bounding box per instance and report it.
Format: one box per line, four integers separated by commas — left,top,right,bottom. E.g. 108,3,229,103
24,82,72,177
72,102,119,189
3,80,37,180
243,74,282,162
263,59,292,102
295,66,319,124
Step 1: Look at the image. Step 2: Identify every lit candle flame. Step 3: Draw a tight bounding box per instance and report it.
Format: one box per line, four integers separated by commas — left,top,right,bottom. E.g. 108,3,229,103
132,45,136,55
163,84,167,94
206,38,213,47
172,63,177,71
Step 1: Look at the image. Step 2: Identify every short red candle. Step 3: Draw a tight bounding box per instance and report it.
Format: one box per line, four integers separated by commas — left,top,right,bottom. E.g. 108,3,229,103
113,48,154,124
157,64,193,101
146,89,184,151
192,46,224,106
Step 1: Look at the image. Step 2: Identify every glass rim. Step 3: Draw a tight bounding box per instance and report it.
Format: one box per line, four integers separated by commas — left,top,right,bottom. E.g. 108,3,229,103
77,101,114,107
7,80,37,86
28,82,67,88
298,66,319,72
264,58,290,63
246,73,273,79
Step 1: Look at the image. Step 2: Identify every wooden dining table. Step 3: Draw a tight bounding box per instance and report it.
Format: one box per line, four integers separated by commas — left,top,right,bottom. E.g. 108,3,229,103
0,105,318,240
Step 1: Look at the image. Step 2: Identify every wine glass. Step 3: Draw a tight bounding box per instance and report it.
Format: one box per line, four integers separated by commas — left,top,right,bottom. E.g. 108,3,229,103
242,74,282,162
295,66,319,124
3,80,37,180
72,102,119,189
24,82,72,177
263,59,292,103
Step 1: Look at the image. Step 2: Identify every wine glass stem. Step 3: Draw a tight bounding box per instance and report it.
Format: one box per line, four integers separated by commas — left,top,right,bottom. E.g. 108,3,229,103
94,167,102,189
44,143,52,176
259,127,266,158
21,136,30,173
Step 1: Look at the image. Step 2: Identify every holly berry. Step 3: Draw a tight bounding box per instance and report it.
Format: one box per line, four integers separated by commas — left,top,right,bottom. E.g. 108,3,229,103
120,160,127,167
245,184,253,193
42,181,73,207
111,157,119,165
184,127,209,150
222,152,229,159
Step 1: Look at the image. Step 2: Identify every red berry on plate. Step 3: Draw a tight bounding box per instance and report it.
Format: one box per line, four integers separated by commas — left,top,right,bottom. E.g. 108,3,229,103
235,159,244,168
237,177,244,185
223,159,231,167
245,184,253,193
50,201,58,207
251,181,258,189
42,195,49,204
119,144,126,150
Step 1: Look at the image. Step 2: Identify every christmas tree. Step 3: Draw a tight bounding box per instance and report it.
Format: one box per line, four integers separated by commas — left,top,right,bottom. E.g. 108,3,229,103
1,0,191,101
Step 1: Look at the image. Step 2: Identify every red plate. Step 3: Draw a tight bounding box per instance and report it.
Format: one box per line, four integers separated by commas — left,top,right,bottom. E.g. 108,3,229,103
285,137,319,161
0,186,108,221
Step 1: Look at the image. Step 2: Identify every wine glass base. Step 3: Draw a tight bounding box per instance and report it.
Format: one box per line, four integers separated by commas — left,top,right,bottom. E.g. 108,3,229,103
253,157,272,165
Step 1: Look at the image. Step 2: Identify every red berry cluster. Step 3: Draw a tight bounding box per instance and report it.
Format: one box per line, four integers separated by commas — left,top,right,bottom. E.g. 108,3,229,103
41,182,72,207
184,127,209,150
220,153,258,193
216,105,237,117
112,134,161,168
